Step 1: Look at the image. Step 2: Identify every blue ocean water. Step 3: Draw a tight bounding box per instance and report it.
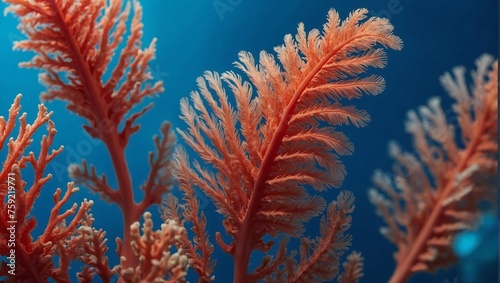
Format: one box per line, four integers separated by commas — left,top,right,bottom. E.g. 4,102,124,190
0,0,497,282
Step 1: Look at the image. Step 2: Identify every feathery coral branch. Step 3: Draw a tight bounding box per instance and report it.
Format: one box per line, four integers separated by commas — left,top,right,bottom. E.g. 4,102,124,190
4,0,173,270
170,8,401,282
164,150,216,283
5,0,163,142
370,54,498,283
77,213,116,283
337,252,364,283
260,191,359,283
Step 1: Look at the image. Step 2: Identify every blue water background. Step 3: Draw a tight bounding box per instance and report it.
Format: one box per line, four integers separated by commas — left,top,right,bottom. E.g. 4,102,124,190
0,0,497,282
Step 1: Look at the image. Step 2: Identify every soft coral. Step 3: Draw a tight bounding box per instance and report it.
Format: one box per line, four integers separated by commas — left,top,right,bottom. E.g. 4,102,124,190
4,0,173,271
0,95,93,282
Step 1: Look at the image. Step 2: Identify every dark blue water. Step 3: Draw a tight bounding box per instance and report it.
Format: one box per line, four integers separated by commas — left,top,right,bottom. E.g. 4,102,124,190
0,1,497,282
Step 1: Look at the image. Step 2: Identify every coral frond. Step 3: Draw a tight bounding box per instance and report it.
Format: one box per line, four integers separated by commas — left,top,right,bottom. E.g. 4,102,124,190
290,192,355,282
174,8,401,282
69,160,117,203
137,122,176,219
337,252,364,283
167,149,216,282
76,213,116,283
370,54,498,283
5,0,164,141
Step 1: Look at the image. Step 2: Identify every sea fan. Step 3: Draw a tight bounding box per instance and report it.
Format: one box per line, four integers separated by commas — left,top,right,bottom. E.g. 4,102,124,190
165,8,401,282
370,54,498,283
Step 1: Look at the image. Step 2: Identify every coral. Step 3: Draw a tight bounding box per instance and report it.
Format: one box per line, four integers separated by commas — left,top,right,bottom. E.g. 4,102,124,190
74,211,189,283
0,96,185,282
166,8,401,282
337,252,364,283
370,54,498,283
4,0,174,270
0,95,93,282
115,212,188,283
75,213,116,282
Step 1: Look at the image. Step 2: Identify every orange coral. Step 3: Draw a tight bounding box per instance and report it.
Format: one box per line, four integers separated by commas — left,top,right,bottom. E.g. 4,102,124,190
76,213,116,282
115,212,189,283
166,8,401,282
0,95,93,282
370,54,498,283
4,0,174,271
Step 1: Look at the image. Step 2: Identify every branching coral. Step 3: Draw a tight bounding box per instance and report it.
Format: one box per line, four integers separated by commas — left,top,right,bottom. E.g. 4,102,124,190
0,95,93,282
0,96,186,282
165,8,401,283
370,54,498,283
115,212,189,283
75,213,116,282
4,0,174,270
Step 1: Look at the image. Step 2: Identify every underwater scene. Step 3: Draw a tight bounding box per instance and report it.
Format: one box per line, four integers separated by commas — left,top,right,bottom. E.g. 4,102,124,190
0,0,498,282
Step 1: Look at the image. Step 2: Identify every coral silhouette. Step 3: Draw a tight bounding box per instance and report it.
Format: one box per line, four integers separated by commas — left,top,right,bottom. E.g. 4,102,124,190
3,0,177,277
370,54,498,283
165,8,401,283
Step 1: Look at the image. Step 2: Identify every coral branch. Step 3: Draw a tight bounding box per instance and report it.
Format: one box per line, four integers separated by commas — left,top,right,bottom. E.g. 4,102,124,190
337,252,364,283
5,0,163,140
5,0,172,271
116,212,189,283
174,8,401,282
70,160,118,203
77,213,116,283
137,122,176,220
370,54,498,283
0,95,94,282
164,149,216,282
288,192,355,282
260,192,357,282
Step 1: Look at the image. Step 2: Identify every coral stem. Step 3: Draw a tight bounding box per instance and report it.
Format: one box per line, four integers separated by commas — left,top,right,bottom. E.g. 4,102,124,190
233,35,361,283
388,97,490,283
104,136,137,269
47,0,138,270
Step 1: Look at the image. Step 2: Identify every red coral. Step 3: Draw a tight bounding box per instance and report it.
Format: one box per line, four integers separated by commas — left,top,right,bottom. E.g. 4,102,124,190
4,0,173,270
337,252,364,283
168,9,401,282
0,95,93,282
76,213,116,283
115,212,189,283
370,54,498,282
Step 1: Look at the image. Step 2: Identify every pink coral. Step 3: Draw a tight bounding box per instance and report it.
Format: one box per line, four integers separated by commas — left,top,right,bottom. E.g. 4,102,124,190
4,0,174,272
0,95,92,282
166,8,401,283
115,212,189,283
370,54,498,283
0,96,185,282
